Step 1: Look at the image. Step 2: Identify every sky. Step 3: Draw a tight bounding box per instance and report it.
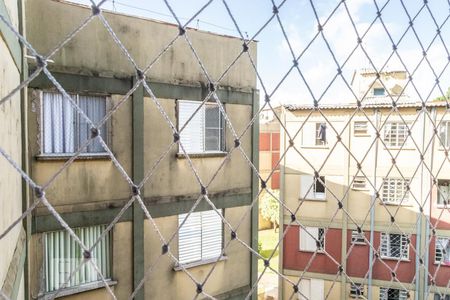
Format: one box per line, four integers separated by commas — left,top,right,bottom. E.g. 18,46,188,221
69,0,450,106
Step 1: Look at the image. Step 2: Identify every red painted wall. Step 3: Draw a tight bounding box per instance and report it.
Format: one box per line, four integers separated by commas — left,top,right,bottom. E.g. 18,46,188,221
283,225,342,275
260,133,270,151
427,236,450,287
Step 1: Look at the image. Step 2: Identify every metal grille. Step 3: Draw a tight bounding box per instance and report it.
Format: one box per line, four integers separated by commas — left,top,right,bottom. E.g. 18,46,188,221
0,0,450,299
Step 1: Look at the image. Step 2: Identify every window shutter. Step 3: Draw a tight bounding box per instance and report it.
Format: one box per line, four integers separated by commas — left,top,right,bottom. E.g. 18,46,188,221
310,279,324,300
178,101,204,153
178,212,202,264
201,210,222,260
300,175,314,199
300,226,318,252
301,122,315,146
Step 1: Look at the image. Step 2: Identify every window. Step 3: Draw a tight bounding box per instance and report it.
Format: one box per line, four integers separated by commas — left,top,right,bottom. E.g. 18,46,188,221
178,210,223,265
315,123,327,146
44,225,111,292
383,122,409,147
350,283,364,298
297,278,324,300
351,230,366,245
435,237,450,265
352,176,367,190
300,175,326,200
439,121,450,148
42,92,107,154
382,178,410,204
373,87,386,96
434,294,450,300
354,121,368,136
379,288,408,300
178,100,225,153
299,226,325,252
437,179,449,206
380,233,409,260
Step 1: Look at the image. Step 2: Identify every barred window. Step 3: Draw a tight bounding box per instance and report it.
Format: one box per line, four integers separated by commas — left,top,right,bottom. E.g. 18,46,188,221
439,121,450,148
383,122,409,147
351,230,366,245
435,237,450,265
299,226,325,252
380,233,409,260
178,210,223,265
437,179,449,206
44,225,111,292
178,100,225,154
42,92,107,154
434,294,450,300
350,283,364,298
382,178,410,204
352,176,367,190
354,121,368,136
379,288,408,300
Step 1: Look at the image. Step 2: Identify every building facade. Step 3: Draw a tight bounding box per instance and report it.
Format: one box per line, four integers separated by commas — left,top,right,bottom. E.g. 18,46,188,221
0,0,27,299
21,0,258,299
279,70,450,300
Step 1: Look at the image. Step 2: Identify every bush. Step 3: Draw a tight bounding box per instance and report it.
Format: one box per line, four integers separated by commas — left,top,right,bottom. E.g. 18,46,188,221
260,189,280,231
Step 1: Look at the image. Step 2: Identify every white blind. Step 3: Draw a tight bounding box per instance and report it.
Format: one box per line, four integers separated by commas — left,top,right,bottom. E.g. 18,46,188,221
44,225,111,292
178,210,222,264
178,100,204,153
300,175,314,200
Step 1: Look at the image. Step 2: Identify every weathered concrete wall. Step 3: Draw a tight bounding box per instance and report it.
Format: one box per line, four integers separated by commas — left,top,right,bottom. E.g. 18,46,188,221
0,0,24,298
26,0,257,91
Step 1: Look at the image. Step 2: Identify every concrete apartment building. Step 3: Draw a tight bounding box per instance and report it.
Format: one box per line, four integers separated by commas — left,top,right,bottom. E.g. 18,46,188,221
0,0,27,299
279,70,450,300
4,0,259,299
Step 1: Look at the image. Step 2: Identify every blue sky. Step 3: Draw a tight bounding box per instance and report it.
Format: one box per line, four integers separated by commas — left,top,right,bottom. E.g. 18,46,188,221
70,0,450,105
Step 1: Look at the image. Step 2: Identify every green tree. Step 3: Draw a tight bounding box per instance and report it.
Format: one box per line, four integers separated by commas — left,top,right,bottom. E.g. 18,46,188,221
260,189,280,231
433,87,450,101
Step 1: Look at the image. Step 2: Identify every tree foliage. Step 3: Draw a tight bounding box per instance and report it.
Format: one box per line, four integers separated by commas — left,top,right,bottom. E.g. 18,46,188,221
260,189,279,230
433,87,450,102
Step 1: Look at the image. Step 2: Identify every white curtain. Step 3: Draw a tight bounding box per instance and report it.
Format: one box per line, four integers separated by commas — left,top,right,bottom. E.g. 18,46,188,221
79,95,106,153
43,92,75,153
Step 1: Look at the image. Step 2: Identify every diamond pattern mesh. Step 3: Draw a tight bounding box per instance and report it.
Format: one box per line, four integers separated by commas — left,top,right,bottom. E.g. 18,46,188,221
0,0,450,299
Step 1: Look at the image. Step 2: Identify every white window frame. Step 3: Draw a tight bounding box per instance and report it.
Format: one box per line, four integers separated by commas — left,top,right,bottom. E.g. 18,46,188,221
379,287,408,300
352,176,368,190
300,175,326,200
383,122,409,148
435,237,450,265
315,122,327,146
299,226,325,252
351,230,366,245
380,233,409,260
178,209,224,265
297,278,324,300
382,178,410,205
354,121,369,136
40,91,109,156
43,225,112,293
177,100,226,154
437,179,449,207
350,283,365,298
439,121,450,149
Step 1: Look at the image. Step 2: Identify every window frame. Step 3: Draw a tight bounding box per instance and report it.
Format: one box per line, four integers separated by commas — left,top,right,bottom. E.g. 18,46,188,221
351,230,366,245
437,179,449,207
42,225,113,294
39,91,111,157
354,121,369,136
383,122,410,148
380,232,410,260
315,122,327,146
350,283,365,298
352,176,368,190
439,121,450,149
435,237,450,265
177,209,224,266
379,287,408,300
381,178,410,205
177,100,226,155
299,226,325,253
